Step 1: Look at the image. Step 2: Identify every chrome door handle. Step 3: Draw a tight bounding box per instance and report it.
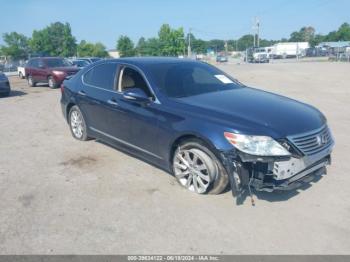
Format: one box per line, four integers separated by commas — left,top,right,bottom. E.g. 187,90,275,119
107,99,119,106
78,90,86,96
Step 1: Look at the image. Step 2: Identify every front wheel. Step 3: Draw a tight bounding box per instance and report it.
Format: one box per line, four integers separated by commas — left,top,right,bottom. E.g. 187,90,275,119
172,139,229,195
48,76,58,89
27,75,36,87
69,106,89,141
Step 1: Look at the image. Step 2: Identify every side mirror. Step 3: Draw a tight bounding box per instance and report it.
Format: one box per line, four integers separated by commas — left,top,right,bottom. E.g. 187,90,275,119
123,88,151,104
38,64,45,69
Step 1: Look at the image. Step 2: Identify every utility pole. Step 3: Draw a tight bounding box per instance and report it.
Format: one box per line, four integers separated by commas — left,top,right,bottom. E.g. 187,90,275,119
252,17,260,47
224,41,228,56
187,27,192,58
257,18,260,47
253,22,256,47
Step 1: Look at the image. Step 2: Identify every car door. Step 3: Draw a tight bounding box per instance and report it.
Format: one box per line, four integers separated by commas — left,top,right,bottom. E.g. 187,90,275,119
37,59,48,82
28,59,39,81
117,65,161,159
78,62,130,143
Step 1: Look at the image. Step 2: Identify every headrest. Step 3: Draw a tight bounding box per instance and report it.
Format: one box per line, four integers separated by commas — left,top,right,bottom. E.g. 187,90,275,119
122,75,135,88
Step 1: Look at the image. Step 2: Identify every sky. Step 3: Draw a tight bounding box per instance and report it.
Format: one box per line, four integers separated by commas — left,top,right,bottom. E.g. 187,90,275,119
0,0,349,49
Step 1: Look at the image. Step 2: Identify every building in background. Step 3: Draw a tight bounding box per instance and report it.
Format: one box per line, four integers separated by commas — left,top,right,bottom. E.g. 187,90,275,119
108,49,120,58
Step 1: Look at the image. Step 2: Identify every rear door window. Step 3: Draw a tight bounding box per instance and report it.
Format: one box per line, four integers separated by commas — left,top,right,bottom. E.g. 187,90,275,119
83,63,118,90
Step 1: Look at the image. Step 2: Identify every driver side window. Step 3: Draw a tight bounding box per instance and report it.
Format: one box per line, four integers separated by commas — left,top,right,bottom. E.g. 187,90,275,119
119,67,152,97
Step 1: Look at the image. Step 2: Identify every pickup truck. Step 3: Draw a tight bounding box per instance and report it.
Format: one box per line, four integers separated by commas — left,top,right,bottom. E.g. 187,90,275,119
17,65,26,79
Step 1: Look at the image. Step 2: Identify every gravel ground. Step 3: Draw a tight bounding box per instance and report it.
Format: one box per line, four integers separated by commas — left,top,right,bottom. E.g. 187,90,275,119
0,61,349,254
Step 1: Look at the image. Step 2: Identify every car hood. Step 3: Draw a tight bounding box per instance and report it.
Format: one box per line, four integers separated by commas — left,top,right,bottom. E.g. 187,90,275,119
177,87,326,138
50,66,79,72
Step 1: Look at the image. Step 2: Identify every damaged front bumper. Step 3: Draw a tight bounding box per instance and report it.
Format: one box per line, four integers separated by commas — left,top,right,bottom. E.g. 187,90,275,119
220,125,335,193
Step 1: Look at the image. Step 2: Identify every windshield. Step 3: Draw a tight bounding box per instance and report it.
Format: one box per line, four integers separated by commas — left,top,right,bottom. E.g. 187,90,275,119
147,61,243,98
45,58,72,68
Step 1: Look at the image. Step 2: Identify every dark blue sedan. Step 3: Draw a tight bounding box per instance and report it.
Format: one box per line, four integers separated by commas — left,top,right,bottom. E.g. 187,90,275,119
60,57,334,198
0,72,11,97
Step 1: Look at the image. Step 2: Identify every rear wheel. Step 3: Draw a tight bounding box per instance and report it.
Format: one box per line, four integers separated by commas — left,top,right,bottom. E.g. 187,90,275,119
172,139,229,195
27,75,36,87
69,106,89,141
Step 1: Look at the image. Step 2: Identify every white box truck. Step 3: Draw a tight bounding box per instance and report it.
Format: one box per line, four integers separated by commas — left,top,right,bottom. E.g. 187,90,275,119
269,42,309,58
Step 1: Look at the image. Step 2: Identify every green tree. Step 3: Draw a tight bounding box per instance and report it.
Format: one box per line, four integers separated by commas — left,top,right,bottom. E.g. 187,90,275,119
158,24,185,56
143,38,162,56
236,35,254,50
30,22,77,57
117,35,135,57
186,34,207,54
334,23,350,41
0,32,30,59
77,40,108,57
289,26,315,42
136,37,147,56
310,34,325,47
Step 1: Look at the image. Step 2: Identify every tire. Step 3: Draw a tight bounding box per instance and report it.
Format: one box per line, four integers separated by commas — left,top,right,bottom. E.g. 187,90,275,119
19,72,24,79
48,76,58,89
27,75,36,87
172,139,229,195
68,105,89,141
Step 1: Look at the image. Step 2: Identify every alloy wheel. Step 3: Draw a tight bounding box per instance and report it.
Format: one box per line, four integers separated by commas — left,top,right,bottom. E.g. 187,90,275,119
48,77,55,88
173,148,213,194
70,110,84,139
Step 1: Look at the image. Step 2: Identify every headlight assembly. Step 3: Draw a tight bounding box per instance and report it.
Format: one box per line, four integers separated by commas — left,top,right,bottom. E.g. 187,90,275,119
224,132,290,156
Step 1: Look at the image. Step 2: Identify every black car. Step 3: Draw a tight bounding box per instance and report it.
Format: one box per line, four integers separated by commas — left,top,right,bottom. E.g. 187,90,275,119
216,55,228,62
61,58,334,200
0,72,10,97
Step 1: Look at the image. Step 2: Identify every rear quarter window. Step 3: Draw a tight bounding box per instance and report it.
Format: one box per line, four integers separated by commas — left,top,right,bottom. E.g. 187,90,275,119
83,63,118,90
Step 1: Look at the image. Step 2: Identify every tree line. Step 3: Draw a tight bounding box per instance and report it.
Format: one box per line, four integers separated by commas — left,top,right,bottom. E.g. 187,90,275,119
0,22,109,60
1,21,350,60
118,23,350,57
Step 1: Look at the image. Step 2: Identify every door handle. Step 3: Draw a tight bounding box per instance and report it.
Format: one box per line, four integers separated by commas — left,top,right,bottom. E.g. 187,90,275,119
107,99,119,106
78,90,86,96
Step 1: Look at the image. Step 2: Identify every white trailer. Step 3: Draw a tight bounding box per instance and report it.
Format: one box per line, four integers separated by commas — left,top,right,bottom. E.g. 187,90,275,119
269,42,309,58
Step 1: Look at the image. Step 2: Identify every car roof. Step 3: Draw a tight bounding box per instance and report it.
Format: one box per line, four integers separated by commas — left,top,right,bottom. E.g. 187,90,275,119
29,57,64,60
106,57,199,68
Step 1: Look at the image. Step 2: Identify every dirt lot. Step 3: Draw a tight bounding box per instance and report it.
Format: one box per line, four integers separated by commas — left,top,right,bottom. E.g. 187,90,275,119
0,62,349,254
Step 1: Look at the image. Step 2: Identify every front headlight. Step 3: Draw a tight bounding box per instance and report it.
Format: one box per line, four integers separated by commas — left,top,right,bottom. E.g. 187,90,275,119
224,132,290,156
52,70,66,76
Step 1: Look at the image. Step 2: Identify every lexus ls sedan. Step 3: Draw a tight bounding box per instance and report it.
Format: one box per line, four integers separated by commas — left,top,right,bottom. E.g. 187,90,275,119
60,58,334,197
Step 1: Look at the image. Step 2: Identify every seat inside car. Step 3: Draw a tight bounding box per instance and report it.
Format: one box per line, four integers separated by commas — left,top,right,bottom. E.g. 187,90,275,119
121,68,152,97
121,74,135,90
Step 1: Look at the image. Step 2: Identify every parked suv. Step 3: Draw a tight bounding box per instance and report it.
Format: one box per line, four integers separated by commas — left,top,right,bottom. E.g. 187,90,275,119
25,57,79,88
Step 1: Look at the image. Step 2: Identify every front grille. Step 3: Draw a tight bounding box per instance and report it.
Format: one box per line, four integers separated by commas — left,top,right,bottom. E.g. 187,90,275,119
288,125,333,155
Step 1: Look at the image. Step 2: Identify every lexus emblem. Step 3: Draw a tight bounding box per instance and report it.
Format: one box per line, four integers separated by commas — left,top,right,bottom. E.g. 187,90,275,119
317,134,327,145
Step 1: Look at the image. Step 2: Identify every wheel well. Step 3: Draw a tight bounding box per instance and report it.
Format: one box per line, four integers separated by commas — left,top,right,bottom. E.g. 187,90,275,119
169,134,216,164
66,103,75,121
